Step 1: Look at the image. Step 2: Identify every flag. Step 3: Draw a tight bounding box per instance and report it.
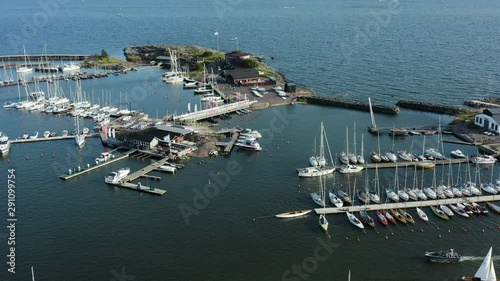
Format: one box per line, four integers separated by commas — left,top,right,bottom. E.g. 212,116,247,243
214,32,218,36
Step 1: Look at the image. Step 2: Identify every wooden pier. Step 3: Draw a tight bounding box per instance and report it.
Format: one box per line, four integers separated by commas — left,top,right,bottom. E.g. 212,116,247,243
120,156,170,183
358,157,471,169
174,100,257,122
315,196,499,215
108,182,166,196
11,134,98,144
215,132,240,154
59,149,136,180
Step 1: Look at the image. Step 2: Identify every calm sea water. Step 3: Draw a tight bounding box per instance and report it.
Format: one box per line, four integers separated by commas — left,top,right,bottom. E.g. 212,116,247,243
0,0,499,280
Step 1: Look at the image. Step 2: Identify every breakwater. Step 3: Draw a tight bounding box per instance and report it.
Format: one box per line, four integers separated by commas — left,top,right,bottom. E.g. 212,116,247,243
305,96,400,115
396,100,465,115
463,98,500,108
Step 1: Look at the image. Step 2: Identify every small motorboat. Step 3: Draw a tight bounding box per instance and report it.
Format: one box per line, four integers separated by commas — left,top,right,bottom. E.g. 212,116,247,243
275,209,312,219
450,149,466,158
424,249,462,263
471,202,488,215
43,131,50,138
157,165,177,173
29,131,39,139
370,152,381,163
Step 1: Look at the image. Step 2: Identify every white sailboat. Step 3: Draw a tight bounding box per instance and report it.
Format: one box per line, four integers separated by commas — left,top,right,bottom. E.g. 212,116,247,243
357,134,366,164
319,177,329,232
17,45,33,74
75,114,86,148
462,247,497,281
346,211,364,229
298,122,335,177
310,175,326,207
416,207,429,222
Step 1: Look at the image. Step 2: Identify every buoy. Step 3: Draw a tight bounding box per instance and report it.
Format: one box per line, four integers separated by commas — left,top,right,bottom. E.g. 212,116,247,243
52,154,56,158
438,235,442,238
463,228,467,232
345,237,348,240
385,236,388,239
421,229,424,232
269,154,272,157
448,230,451,233
357,237,360,243
40,153,43,158
7,159,11,164
26,155,29,160
482,229,485,233
66,153,69,157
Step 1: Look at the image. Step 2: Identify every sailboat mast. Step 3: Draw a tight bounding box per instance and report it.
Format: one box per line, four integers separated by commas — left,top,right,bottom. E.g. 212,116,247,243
368,97,377,130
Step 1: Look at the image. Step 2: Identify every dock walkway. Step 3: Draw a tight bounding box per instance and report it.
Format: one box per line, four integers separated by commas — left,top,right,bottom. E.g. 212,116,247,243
360,158,470,169
174,100,256,122
59,149,136,180
108,182,166,196
315,195,499,215
121,156,170,183
12,134,97,144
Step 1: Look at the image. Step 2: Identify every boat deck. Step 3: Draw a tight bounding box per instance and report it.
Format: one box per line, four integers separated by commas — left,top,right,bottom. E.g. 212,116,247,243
314,195,499,215
59,149,136,180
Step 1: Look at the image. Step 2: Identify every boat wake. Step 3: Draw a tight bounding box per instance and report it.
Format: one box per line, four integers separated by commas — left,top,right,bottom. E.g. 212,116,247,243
283,6,295,9
461,255,500,261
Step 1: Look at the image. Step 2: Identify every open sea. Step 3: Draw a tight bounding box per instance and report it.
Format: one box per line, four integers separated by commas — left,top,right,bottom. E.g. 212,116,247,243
0,0,499,280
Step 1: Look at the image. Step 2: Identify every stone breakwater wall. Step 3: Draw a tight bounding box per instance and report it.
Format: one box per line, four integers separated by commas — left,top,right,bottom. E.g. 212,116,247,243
306,96,400,115
396,100,465,115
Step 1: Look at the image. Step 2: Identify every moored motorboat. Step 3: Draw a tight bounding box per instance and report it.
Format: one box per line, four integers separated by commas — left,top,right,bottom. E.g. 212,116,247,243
43,131,50,138
157,165,177,173
357,189,370,204
472,155,497,165
370,151,381,163
0,135,11,155
235,140,262,151
338,164,363,174
425,249,462,263
450,149,466,158
297,166,335,177
276,209,312,219
104,167,130,184
29,131,39,139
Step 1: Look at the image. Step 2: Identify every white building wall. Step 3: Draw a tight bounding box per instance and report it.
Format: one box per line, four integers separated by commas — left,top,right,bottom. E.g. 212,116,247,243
474,114,500,133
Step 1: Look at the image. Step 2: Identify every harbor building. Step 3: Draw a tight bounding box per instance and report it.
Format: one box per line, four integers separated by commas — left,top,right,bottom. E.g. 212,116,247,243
474,108,500,134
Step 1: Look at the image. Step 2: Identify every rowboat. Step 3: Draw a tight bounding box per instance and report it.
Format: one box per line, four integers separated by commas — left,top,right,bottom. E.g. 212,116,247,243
276,210,312,219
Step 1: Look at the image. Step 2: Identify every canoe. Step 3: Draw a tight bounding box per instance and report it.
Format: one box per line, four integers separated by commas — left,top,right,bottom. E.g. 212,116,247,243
276,209,312,219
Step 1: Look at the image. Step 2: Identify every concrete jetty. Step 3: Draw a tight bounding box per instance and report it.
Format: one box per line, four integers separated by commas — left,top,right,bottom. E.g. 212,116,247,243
0,54,88,62
306,96,400,115
59,149,137,180
396,100,465,115
315,196,499,215
215,131,240,154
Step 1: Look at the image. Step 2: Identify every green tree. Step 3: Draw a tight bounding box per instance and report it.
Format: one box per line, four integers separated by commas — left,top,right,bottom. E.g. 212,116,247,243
100,49,109,58
201,51,213,57
241,58,259,68
191,62,205,71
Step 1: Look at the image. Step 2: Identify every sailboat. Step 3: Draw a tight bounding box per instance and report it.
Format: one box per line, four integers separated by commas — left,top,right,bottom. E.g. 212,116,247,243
298,122,335,177
357,134,366,164
386,164,400,202
376,210,388,226
346,211,364,229
339,126,350,165
310,136,326,167
328,175,343,208
317,174,329,231
17,45,33,74
75,113,85,148
430,205,449,220
462,247,498,281
310,175,326,207
416,207,429,222
368,165,381,203
118,7,124,17
359,210,375,227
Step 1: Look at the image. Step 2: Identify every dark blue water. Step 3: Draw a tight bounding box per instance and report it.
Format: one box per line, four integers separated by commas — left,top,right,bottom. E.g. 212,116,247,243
1,0,500,280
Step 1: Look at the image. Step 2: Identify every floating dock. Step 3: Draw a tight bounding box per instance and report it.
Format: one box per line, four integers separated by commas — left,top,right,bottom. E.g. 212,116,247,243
216,132,240,154
11,134,98,144
174,100,257,122
359,157,470,169
59,149,137,180
315,196,499,215
120,156,170,183
108,182,166,196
